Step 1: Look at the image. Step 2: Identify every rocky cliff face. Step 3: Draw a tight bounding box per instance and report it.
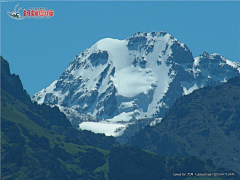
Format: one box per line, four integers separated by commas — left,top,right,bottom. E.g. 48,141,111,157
32,31,240,142
1,56,30,103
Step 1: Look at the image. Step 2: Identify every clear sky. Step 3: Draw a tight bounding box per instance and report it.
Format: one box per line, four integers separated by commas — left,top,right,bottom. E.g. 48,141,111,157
1,1,240,96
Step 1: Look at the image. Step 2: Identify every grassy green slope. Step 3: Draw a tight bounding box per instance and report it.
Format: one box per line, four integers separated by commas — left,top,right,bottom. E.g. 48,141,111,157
1,89,110,180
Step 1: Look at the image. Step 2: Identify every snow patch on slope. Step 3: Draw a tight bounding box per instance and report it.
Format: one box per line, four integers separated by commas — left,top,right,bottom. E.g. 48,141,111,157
79,121,127,136
111,66,157,97
182,83,199,95
33,80,58,104
95,38,131,71
107,112,135,122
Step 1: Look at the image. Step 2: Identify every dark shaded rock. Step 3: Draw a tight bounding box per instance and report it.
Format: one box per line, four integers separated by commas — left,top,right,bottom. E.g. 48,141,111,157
1,56,30,103
168,41,194,64
127,33,147,50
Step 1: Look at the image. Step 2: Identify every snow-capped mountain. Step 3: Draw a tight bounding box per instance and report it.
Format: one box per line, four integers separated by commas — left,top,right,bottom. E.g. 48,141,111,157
32,31,240,141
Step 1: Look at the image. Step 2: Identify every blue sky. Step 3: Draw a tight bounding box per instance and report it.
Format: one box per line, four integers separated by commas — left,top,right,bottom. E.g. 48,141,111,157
1,1,240,96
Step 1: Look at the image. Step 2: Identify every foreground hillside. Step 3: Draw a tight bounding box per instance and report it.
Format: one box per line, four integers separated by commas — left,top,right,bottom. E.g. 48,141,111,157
1,56,238,179
128,76,240,175
1,56,119,179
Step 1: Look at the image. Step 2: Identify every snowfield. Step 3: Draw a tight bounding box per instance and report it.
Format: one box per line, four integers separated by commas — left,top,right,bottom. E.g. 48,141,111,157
79,121,127,137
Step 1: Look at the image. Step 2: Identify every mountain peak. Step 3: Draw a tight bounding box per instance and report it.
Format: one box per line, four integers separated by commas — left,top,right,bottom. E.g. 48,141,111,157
200,51,222,59
32,31,240,141
131,31,147,37
201,51,211,57
129,31,169,38
196,52,240,70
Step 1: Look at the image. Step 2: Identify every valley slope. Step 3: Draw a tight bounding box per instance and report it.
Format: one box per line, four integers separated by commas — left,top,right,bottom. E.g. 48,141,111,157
128,76,240,175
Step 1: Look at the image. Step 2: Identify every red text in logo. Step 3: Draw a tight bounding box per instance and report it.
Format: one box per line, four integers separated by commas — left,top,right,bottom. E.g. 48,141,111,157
23,10,54,17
